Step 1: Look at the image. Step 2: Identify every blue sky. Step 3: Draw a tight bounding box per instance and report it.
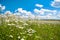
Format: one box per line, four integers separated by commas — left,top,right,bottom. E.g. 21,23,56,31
0,0,60,19
0,0,55,11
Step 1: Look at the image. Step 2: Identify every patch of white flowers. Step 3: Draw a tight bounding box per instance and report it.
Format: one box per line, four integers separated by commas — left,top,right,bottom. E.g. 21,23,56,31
16,25,24,29
8,24,11,26
20,20,24,23
9,35,13,38
21,38,24,40
18,27,24,29
8,23,15,26
23,23,28,26
5,19,10,22
27,34,33,36
26,28,36,36
27,28,36,34
18,36,20,39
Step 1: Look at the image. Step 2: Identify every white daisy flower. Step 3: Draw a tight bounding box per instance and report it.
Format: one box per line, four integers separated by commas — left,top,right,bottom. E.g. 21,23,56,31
27,28,36,34
21,38,24,40
18,27,24,29
23,23,28,26
11,23,15,25
18,36,20,39
5,20,10,22
8,24,11,26
9,35,13,38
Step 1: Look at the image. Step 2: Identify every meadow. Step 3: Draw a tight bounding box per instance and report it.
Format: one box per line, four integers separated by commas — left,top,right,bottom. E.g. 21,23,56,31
0,14,60,40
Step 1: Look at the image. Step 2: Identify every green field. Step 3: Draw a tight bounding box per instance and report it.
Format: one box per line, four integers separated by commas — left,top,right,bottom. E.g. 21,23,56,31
0,20,60,40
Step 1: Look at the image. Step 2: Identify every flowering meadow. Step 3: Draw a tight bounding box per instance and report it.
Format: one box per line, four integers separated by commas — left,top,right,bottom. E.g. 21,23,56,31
0,13,60,40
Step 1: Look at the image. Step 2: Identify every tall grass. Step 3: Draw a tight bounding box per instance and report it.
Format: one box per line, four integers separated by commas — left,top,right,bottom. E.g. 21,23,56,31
0,14,60,40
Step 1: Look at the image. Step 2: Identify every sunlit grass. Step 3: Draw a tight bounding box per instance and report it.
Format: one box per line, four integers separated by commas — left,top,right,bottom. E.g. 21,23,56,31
0,20,60,40
0,14,60,40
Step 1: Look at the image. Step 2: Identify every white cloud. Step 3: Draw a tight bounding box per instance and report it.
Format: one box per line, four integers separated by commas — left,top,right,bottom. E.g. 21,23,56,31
35,4,43,8
34,8,57,15
15,8,35,19
0,4,5,11
15,8,32,15
33,7,60,19
4,11,12,15
54,0,60,2
56,11,60,17
14,8,60,19
34,9,40,14
3,5,60,19
34,8,45,15
51,0,60,8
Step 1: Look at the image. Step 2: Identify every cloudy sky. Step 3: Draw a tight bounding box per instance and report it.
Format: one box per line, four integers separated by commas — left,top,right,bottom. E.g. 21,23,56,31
0,0,60,19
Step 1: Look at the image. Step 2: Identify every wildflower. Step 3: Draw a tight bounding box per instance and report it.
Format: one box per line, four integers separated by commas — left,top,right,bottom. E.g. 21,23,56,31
5,20,10,22
27,28,36,34
20,32,26,34
8,23,15,26
16,25,24,29
20,20,23,23
21,38,24,40
11,23,15,25
18,27,24,29
27,34,33,36
18,36,20,39
8,24,11,26
9,35,13,38
23,23,28,26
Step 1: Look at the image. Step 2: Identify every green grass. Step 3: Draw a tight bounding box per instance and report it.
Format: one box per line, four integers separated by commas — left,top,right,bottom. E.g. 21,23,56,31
0,20,60,40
